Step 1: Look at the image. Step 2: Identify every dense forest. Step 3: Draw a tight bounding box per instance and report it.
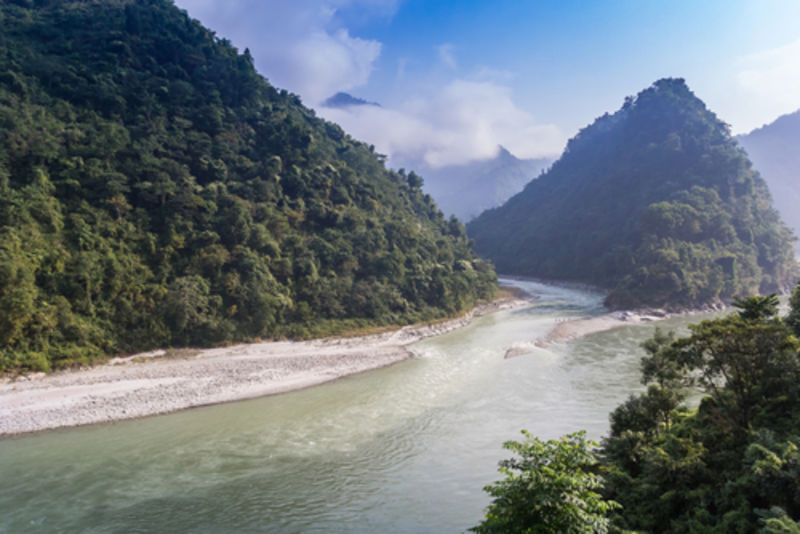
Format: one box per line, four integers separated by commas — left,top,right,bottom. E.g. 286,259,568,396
0,0,496,372
468,79,797,310
475,287,800,533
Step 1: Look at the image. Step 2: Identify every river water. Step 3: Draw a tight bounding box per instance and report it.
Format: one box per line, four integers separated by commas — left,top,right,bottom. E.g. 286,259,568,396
0,279,713,533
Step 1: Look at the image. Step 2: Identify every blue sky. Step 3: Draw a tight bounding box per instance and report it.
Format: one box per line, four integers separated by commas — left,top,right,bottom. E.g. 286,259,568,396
175,0,800,166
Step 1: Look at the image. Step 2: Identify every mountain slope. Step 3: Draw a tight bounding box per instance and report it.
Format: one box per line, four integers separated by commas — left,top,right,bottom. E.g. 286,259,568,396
0,0,496,371
468,79,796,309
395,147,552,222
737,110,800,252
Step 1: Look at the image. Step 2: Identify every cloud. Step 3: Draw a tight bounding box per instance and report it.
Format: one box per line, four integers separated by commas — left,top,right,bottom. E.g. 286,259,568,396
472,66,516,84
319,80,564,167
175,0,388,105
737,38,800,125
396,57,408,80
437,43,457,70
279,29,381,104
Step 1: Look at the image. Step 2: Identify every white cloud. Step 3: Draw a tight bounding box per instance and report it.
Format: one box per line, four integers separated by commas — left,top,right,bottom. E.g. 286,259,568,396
175,0,388,105
437,43,457,70
279,29,381,104
319,80,564,167
472,66,516,83
737,38,800,127
396,57,408,80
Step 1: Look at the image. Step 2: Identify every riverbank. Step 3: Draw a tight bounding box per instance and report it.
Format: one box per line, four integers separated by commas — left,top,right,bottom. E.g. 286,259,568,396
0,293,528,437
534,309,672,347
533,305,728,350
502,307,721,358
498,275,725,353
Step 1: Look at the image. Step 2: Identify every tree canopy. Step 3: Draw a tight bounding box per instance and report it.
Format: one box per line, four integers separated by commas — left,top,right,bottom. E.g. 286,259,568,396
472,431,619,534
0,0,496,371
602,285,800,531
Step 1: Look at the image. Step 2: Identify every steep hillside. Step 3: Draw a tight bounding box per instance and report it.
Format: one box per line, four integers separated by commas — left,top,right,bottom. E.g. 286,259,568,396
0,0,496,371
737,110,800,252
468,79,796,309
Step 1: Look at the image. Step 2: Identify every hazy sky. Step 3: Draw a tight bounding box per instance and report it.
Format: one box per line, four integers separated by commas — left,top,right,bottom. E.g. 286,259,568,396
175,0,800,166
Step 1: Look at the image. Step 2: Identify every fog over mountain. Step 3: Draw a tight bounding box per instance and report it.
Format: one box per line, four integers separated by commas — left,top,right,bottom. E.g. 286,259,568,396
737,110,800,252
321,93,553,221
393,147,552,222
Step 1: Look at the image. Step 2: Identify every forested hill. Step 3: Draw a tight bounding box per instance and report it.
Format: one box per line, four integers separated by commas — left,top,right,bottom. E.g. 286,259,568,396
468,78,796,310
0,0,496,372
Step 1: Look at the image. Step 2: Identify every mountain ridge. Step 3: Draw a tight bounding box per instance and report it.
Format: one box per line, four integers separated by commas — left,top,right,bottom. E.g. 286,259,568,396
736,110,800,253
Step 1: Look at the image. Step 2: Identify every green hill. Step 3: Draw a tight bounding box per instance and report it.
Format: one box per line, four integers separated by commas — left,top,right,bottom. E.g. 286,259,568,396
0,0,495,371
468,79,796,309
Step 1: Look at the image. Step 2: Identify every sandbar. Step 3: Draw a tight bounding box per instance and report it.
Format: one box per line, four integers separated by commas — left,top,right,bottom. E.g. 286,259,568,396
0,295,526,437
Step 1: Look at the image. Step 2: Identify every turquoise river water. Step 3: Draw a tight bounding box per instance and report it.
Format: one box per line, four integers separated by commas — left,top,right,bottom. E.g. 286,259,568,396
0,279,715,533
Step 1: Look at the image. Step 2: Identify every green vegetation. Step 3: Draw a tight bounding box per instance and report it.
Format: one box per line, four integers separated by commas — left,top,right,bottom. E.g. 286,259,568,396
603,291,800,532
0,0,495,372
471,431,619,534
476,284,800,532
468,78,796,310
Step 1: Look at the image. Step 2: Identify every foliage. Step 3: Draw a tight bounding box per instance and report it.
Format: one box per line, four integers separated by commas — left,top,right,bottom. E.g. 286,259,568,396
785,284,800,336
601,284,800,532
468,78,797,310
472,431,619,534
759,507,800,534
0,0,496,371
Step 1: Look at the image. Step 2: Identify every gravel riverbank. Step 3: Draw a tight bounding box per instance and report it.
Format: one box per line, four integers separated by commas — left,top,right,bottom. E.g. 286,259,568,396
0,295,527,437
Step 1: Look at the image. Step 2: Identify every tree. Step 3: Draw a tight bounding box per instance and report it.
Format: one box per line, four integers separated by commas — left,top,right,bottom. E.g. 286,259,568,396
785,283,800,336
602,287,800,532
472,431,619,534
670,297,800,434
733,293,780,321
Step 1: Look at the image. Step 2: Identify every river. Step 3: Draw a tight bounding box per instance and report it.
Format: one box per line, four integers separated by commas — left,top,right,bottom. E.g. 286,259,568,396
0,279,715,533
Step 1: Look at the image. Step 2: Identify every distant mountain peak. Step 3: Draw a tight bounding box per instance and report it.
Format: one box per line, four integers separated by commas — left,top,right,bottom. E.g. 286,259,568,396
322,92,380,109
391,145,552,222
495,145,514,160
